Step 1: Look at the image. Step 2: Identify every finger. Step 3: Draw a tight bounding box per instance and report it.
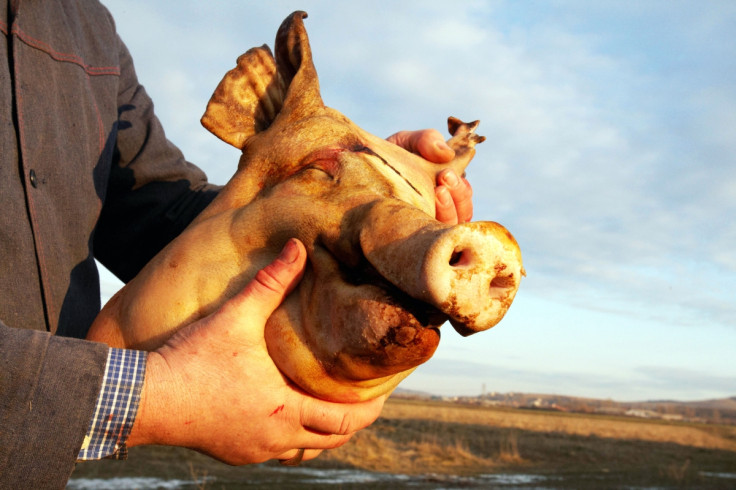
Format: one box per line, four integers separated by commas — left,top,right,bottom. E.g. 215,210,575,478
299,395,385,436
387,129,455,163
291,432,354,454
300,448,324,462
435,186,458,225
437,169,473,223
453,177,474,223
221,238,307,326
251,238,307,296
276,448,324,464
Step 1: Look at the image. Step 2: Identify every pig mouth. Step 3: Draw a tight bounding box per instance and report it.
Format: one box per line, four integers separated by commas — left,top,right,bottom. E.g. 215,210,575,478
339,261,447,329
301,240,446,384
313,258,446,381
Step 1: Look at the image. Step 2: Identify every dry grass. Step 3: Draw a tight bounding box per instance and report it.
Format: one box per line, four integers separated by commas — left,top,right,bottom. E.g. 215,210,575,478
314,397,736,480
497,429,522,463
317,399,565,474
319,426,504,474
659,458,692,483
70,396,736,487
380,398,736,452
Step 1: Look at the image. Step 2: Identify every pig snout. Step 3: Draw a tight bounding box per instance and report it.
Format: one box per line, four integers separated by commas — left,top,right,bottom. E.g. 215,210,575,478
359,201,523,336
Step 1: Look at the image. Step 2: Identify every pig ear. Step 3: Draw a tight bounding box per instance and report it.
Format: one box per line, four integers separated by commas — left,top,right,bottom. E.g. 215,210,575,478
200,11,323,149
273,11,325,120
201,45,287,149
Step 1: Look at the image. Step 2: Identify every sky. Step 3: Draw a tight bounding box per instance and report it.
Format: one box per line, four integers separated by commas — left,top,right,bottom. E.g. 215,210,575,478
100,0,736,402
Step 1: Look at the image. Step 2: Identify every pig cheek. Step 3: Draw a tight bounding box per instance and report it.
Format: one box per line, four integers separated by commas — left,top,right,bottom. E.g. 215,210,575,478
313,284,440,381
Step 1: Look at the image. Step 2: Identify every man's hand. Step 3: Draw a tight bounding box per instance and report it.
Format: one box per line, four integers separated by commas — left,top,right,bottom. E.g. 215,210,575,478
127,239,385,465
387,129,474,224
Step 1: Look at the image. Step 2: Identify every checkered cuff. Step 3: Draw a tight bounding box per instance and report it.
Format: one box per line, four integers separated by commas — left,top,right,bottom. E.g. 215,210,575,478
77,348,146,461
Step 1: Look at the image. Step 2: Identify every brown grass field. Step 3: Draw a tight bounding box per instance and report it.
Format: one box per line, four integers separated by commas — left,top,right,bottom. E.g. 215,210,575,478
71,397,736,488
314,398,736,479
380,398,736,452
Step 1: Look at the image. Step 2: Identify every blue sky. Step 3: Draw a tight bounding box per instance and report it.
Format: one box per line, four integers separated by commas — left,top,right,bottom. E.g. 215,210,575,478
100,1,736,402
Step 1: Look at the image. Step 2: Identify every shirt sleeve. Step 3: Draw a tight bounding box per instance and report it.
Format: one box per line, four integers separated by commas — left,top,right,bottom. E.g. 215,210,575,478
77,348,147,461
0,323,109,488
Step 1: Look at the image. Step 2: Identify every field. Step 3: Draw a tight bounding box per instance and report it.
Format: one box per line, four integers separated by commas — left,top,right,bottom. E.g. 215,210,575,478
318,398,736,483
70,397,736,488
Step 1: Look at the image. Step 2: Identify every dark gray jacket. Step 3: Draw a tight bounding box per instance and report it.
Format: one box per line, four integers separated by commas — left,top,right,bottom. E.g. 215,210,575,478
0,1,217,487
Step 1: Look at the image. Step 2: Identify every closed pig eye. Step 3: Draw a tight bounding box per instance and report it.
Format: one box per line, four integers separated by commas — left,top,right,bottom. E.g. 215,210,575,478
303,159,339,180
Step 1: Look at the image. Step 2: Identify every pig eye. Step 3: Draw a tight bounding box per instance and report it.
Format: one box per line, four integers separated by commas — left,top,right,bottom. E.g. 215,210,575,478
303,162,337,181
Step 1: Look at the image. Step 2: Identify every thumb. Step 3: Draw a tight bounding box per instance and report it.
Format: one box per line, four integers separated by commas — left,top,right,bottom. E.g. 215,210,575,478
387,129,454,163
222,238,307,328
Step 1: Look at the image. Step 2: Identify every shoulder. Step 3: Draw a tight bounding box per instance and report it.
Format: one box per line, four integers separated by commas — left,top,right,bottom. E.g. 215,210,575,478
15,0,121,69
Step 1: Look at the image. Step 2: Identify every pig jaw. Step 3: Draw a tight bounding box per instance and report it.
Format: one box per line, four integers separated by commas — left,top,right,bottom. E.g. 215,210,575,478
263,238,444,403
309,259,444,380
263,295,439,402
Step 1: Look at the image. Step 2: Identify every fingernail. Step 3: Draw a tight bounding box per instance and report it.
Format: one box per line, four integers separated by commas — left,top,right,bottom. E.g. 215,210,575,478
279,239,299,264
442,170,459,187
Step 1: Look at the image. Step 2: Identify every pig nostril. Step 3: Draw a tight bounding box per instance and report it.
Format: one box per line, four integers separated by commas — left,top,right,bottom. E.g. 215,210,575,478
449,248,473,268
490,273,515,292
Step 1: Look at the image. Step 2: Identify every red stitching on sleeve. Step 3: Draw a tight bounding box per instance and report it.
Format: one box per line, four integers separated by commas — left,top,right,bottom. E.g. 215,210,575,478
11,25,121,76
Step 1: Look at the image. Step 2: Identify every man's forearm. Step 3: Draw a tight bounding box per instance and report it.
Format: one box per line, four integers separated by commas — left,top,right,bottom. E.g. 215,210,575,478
0,323,108,488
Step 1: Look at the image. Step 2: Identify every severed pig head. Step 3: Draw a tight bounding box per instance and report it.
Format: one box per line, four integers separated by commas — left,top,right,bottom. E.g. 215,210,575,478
87,11,523,402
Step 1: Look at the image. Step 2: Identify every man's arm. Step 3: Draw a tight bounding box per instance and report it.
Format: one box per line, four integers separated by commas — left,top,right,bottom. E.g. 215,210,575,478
126,239,384,464
77,130,474,468
1,240,382,490
0,324,108,488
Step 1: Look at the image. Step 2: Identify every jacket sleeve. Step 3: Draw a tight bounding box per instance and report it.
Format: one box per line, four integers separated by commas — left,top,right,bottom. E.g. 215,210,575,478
0,322,109,489
93,35,220,282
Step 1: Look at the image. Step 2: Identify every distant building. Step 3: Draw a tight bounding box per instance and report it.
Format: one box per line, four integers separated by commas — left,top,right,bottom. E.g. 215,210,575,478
625,409,658,419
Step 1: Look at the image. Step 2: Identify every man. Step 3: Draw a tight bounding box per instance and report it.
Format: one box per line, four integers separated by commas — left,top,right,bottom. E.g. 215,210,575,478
0,1,473,488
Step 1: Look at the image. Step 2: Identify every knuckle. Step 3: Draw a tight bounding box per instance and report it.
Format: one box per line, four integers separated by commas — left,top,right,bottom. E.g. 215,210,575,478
417,129,440,150
435,201,459,225
253,267,287,294
420,128,443,141
337,412,354,435
326,434,352,450
387,131,408,148
460,179,473,198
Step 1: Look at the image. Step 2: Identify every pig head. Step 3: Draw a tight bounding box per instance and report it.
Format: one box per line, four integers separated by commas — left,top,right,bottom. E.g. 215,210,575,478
87,11,523,402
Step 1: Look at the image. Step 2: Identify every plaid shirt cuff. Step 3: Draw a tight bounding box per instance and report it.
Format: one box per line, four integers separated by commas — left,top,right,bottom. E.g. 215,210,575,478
77,348,146,461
